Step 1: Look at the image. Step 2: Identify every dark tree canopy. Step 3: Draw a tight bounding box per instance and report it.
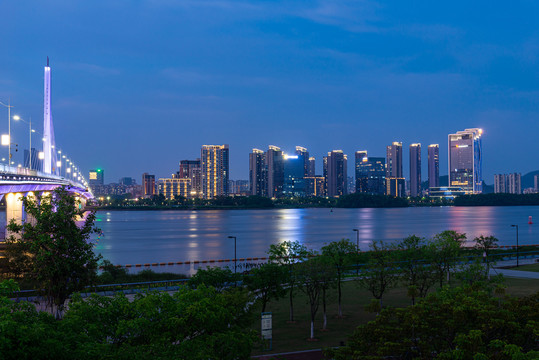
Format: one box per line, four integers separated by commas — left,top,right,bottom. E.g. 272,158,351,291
5,187,102,317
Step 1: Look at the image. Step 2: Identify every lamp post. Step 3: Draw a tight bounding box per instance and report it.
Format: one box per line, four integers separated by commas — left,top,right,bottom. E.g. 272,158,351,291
353,228,359,275
511,224,519,267
228,235,237,275
13,115,32,169
0,100,14,165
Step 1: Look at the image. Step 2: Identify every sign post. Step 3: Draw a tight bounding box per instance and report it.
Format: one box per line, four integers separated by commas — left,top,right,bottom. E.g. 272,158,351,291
261,312,272,351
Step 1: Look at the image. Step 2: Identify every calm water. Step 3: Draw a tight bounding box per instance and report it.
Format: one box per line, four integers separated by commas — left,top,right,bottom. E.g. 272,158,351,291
92,206,539,273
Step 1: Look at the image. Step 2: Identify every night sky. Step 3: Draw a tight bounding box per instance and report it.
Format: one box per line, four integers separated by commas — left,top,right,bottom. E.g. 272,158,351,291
1,1,538,184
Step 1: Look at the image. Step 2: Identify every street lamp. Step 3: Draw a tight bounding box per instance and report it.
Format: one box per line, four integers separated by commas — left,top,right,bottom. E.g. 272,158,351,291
511,224,519,267
228,236,237,275
353,228,359,275
13,115,32,169
0,100,14,165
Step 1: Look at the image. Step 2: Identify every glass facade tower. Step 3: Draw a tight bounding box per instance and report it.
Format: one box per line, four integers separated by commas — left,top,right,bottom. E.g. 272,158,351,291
448,128,483,194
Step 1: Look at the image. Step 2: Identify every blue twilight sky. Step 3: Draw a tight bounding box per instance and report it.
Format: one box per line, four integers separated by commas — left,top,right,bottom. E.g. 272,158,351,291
0,1,538,184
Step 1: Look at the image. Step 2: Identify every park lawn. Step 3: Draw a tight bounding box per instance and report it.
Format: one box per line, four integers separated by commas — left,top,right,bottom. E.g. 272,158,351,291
510,263,539,273
250,277,539,356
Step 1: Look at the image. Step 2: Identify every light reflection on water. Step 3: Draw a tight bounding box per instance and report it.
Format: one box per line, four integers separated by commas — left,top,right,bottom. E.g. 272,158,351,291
84,206,539,274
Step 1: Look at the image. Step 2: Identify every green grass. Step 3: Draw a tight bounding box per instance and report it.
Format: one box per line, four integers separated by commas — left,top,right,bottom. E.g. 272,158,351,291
510,263,539,273
250,278,539,356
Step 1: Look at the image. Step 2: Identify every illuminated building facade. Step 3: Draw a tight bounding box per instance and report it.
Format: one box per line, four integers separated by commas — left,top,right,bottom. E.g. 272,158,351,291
386,142,403,196
386,177,405,197
142,173,155,197
157,178,191,200
355,151,386,195
283,153,306,197
295,146,310,177
448,128,483,194
266,145,284,198
325,150,347,197
89,169,104,186
386,142,403,178
409,143,421,197
179,159,201,197
201,144,229,199
305,176,325,197
428,144,440,189
249,149,267,196
307,157,316,177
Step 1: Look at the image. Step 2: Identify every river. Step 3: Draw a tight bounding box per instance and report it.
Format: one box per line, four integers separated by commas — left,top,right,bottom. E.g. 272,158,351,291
91,206,538,274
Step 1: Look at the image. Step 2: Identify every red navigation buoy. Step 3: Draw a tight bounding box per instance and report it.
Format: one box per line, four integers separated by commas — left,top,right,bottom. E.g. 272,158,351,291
529,216,533,225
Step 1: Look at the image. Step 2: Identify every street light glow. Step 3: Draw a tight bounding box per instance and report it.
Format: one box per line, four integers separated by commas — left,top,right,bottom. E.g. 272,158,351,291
1,135,9,146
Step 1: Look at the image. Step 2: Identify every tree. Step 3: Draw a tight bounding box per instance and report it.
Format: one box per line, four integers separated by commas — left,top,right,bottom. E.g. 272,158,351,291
188,266,237,292
395,235,436,305
244,262,287,312
296,254,335,340
325,285,539,360
267,240,309,322
321,239,356,317
475,235,499,279
5,187,102,318
357,241,398,309
428,230,464,288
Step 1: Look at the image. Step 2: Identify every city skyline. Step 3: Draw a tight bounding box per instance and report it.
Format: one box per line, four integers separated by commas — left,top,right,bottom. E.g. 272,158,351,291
1,1,538,181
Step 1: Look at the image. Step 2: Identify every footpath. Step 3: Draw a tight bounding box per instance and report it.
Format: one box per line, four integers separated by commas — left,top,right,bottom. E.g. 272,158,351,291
490,257,539,279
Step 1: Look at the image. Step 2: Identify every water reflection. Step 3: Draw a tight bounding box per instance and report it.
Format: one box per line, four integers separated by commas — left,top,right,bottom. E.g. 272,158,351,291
87,206,538,273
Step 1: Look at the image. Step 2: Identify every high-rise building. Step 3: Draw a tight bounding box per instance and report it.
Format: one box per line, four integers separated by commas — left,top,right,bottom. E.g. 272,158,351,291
249,149,267,196
89,169,104,186
409,143,422,197
428,144,440,189
142,173,155,197
307,157,316,177
295,146,309,178
179,160,200,179
494,174,506,194
386,177,405,197
119,177,136,186
325,150,347,197
386,142,403,178
535,175,539,192
179,159,201,197
229,180,250,195
355,152,386,195
386,142,403,197
355,150,368,192
283,153,306,197
266,145,284,198
495,173,521,194
157,178,191,200
305,176,325,197
201,144,229,199
508,173,521,194
448,128,483,194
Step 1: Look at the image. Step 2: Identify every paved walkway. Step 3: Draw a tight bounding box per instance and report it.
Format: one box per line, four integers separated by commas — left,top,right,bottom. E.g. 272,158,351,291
490,257,539,279
490,268,539,279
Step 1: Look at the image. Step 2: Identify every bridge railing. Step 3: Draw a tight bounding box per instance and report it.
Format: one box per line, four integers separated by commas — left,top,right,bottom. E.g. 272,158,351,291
0,164,87,191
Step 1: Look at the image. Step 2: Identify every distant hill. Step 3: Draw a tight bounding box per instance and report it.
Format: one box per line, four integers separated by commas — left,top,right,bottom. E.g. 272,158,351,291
522,170,539,189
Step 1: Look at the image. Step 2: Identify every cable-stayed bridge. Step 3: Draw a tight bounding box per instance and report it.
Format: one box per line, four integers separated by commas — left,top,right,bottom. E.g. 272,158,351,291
0,58,91,232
